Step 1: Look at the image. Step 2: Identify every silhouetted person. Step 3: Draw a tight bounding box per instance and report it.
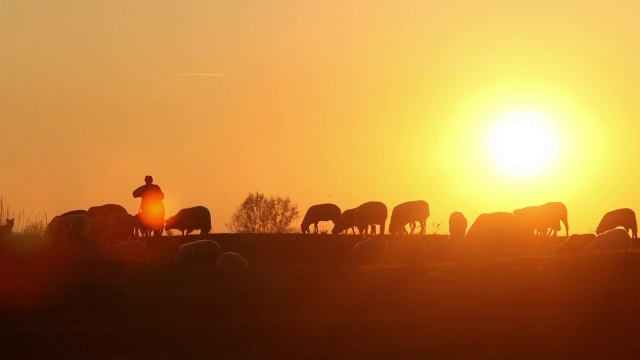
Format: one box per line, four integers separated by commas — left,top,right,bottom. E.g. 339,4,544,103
133,175,165,236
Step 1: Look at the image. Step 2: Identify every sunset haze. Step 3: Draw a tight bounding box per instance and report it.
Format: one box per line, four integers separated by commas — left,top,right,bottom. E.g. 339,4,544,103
2,0,639,233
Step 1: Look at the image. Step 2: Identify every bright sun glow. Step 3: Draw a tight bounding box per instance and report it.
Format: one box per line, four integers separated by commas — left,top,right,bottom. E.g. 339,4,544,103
487,111,560,178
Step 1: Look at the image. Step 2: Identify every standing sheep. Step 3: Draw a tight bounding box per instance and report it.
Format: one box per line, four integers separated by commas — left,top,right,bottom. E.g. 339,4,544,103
44,214,94,255
513,202,569,237
332,208,358,235
87,204,128,219
165,206,212,236
301,203,341,234
596,208,638,238
388,200,430,235
354,201,388,235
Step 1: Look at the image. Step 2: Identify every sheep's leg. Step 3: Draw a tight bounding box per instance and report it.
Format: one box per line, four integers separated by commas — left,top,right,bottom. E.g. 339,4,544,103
313,223,319,234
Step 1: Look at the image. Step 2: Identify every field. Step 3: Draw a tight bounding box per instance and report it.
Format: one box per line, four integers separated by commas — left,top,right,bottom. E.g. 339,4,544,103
2,234,640,359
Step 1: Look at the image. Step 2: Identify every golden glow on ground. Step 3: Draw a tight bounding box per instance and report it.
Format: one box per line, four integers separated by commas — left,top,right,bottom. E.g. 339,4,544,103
486,111,560,178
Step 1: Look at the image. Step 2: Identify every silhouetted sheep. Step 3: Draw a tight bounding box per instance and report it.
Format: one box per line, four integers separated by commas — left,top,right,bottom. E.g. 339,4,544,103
59,209,89,218
332,208,358,235
44,214,94,255
354,201,388,235
216,252,249,268
174,240,222,265
165,206,212,235
596,208,638,238
87,204,128,219
93,213,137,244
582,228,631,254
301,203,341,234
104,240,149,261
388,200,430,234
455,212,522,261
348,238,389,265
513,202,569,237
448,212,468,240
556,234,596,255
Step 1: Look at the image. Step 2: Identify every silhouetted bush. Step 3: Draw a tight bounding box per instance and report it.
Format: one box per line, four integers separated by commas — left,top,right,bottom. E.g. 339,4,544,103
226,192,299,233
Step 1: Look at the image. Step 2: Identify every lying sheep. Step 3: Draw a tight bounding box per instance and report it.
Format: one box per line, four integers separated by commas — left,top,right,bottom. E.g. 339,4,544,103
556,234,596,255
582,228,631,254
347,238,389,265
174,240,222,265
104,240,149,261
216,252,249,268
448,211,468,240
44,214,94,256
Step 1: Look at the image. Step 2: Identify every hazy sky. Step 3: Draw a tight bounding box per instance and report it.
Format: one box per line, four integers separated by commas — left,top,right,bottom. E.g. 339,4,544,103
2,1,639,233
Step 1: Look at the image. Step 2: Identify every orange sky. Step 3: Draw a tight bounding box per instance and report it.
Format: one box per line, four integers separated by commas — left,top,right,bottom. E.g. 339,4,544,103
2,1,639,233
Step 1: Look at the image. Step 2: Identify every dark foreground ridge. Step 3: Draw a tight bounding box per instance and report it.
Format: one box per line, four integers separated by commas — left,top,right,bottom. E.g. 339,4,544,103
2,235,640,359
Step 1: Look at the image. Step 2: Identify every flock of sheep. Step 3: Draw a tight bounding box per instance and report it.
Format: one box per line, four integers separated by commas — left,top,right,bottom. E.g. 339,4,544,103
21,204,247,267
1,198,638,265
301,200,640,260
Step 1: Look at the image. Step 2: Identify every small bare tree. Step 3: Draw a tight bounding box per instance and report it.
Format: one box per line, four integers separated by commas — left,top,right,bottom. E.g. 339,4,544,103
226,192,299,233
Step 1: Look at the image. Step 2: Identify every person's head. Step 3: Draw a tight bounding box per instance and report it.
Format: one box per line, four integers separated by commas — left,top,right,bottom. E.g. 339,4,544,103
144,175,153,185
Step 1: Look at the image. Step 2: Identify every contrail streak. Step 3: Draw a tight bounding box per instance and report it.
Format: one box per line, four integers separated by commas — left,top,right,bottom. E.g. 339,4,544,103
170,73,227,77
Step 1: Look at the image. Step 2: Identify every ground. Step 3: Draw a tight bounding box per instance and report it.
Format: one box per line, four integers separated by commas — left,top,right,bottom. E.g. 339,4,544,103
2,234,640,359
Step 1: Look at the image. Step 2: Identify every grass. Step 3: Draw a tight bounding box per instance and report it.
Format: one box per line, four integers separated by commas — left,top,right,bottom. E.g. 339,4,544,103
0,196,48,235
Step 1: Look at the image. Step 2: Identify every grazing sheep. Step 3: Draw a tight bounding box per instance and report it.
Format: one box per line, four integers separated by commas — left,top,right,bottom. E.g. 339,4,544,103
108,213,138,241
216,252,249,268
92,213,138,244
513,202,569,237
87,204,128,219
332,208,358,235
556,234,596,255
44,214,94,255
104,240,149,261
582,229,631,254
354,201,388,235
0,218,15,240
596,208,638,238
174,240,222,265
348,238,390,265
301,203,342,234
165,206,212,235
388,200,430,235
448,212,468,240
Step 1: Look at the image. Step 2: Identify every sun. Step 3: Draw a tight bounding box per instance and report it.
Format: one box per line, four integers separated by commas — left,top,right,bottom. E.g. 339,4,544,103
486,111,560,178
